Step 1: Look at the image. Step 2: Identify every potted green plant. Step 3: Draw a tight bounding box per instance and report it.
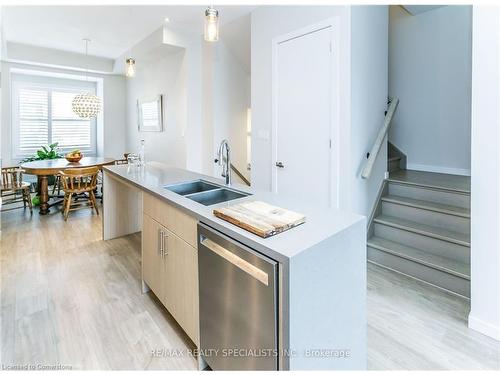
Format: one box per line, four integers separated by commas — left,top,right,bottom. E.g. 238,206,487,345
20,143,63,163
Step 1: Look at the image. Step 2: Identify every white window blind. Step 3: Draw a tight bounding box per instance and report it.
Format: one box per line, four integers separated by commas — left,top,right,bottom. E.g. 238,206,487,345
12,74,97,159
18,88,49,154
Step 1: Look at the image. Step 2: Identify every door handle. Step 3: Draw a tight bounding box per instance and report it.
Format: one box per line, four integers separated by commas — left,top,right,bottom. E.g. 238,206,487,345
275,161,284,168
200,237,269,286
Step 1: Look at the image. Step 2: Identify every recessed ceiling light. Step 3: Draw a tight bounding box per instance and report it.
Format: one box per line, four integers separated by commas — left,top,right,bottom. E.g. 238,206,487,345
164,17,170,23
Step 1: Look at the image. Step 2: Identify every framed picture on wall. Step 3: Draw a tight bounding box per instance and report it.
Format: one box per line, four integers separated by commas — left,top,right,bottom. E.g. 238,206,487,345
137,95,163,132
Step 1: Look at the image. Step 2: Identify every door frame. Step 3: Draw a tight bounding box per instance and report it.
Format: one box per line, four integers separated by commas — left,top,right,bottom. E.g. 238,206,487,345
271,18,341,208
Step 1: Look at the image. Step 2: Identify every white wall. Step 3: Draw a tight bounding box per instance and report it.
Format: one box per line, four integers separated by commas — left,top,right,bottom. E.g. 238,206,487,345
350,6,389,216
125,49,187,167
0,61,126,167
202,41,215,175
214,42,250,180
202,40,250,179
100,74,127,160
469,5,500,341
251,5,388,216
388,5,472,176
162,27,203,173
117,26,203,173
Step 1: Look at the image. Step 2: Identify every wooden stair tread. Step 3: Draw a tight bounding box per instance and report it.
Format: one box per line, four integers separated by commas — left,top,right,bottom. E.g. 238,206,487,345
368,236,470,280
374,214,470,247
388,156,401,162
388,170,470,194
382,194,470,218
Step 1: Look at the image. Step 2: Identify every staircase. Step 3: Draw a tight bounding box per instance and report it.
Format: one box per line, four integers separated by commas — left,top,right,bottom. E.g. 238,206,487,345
368,169,471,298
388,156,401,173
388,141,407,173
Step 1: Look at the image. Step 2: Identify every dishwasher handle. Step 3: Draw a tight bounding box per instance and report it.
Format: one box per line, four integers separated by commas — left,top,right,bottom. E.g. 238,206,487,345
200,236,269,286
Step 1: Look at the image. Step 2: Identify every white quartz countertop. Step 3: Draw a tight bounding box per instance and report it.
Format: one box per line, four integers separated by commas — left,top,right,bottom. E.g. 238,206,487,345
103,162,365,262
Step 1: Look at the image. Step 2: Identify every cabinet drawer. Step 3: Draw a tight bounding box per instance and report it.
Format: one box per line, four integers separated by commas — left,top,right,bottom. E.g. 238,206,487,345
143,192,197,247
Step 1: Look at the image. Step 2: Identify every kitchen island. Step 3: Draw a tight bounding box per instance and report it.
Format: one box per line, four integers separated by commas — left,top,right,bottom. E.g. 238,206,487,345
102,161,366,371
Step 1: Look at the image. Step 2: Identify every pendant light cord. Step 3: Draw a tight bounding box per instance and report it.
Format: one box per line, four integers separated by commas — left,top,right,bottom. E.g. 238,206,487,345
84,38,90,82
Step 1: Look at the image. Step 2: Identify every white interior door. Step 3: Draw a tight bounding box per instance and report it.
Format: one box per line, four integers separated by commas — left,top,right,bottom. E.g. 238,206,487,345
273,25,334,208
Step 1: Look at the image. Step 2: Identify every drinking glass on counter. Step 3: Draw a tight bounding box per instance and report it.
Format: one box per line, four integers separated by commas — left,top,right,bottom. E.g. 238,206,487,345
127,153,140,166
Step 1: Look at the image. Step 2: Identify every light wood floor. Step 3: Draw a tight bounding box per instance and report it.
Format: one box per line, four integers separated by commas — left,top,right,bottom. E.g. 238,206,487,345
1,205,499,370
0,204,198,370
368,264,500,370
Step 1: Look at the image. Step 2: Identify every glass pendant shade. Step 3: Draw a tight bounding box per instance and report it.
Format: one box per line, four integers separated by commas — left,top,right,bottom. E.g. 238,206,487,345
72,92,101,119
126,57,136,77
204,7,219,42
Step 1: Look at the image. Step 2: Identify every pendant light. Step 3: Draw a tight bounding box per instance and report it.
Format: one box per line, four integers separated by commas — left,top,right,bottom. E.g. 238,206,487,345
125,57,136,78
204,6,219,42
72,38,102,119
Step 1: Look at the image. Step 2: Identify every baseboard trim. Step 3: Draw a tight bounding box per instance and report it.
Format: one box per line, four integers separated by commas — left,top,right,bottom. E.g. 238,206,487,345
468,313,500,341
407,163,471,176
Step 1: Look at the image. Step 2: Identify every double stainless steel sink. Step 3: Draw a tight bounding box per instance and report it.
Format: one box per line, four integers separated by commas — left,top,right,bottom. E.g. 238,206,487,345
164,180,251,206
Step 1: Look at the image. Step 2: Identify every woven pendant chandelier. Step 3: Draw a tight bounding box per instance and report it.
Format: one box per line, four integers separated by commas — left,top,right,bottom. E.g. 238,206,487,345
72,39,101,119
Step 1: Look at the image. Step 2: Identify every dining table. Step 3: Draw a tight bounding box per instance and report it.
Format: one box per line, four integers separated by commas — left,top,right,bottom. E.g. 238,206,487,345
21,157,115,215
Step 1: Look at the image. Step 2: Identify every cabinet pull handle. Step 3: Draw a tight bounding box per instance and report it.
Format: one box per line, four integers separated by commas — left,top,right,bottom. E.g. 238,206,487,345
158,228,163,257
163,232,168,256
160,229,166,258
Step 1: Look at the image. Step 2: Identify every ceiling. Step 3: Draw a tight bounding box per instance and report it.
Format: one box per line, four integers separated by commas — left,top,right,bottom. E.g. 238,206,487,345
401,5,445,15
2,5,256,59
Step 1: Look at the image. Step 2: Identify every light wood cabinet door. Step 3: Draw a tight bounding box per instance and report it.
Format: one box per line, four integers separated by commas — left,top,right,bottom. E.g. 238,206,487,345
142,214,163,299
164,229,200,346
142,193,200,347
143,192,198,247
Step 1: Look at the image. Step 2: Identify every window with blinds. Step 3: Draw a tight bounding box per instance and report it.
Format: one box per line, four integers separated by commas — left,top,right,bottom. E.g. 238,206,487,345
12,74,97,159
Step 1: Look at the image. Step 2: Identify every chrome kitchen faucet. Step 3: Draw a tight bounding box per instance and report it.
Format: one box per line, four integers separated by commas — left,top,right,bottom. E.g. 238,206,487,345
215,139,231,186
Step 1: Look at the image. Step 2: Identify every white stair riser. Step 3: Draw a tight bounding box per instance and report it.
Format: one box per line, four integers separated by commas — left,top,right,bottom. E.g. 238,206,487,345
368,246,470,297
374,223,470,263
381,201,470,234
388,183,470,209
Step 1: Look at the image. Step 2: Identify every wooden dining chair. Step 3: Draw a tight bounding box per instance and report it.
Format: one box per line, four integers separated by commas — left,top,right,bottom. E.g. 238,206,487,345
1,167,33,213
51,174,62,196
59,166,99,221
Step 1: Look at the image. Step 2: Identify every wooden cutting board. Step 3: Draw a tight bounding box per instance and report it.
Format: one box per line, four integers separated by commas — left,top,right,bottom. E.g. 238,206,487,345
213,200,306,238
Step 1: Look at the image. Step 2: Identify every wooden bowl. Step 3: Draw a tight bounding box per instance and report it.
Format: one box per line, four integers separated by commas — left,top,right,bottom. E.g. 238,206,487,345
65,153,83,163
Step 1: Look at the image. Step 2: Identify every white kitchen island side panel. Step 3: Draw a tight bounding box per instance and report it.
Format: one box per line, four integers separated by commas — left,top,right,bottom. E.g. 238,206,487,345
288,218,367,370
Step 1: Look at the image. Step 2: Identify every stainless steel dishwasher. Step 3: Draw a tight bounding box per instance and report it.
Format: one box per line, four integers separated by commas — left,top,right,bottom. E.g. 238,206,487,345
198,223,278,370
